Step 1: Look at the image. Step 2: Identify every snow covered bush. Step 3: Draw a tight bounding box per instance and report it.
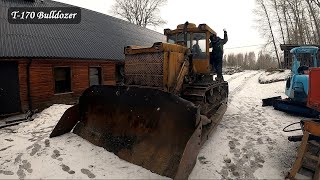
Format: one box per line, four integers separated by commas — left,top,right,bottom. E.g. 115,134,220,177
258,69,290,84
223,66,244,75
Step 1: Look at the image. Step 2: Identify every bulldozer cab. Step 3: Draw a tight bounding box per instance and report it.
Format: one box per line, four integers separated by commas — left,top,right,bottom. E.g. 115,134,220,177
164,23,217,74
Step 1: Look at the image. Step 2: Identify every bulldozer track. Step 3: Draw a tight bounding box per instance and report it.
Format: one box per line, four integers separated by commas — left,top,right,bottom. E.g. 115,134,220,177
226,72,246,83
228,72,260,103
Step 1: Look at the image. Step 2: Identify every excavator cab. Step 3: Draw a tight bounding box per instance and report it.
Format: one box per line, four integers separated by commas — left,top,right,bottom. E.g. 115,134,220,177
285,46,319,102
50,22,228,179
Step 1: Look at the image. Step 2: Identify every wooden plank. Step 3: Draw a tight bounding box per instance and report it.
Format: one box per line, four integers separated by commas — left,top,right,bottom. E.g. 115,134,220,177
288,131,309,179
314,157,320,180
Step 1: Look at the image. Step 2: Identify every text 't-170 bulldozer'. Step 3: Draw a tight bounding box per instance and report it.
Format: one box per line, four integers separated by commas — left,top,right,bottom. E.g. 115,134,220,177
50,22,228,179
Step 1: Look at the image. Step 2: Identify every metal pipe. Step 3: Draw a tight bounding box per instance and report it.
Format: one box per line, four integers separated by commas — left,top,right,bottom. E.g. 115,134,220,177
183,21,189,47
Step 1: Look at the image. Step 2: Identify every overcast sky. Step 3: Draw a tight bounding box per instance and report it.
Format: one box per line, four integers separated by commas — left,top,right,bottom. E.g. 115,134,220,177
55,0,264,55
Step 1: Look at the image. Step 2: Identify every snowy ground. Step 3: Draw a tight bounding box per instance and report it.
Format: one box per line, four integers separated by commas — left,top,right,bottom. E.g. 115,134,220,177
0,71,305,179
258,69,291,84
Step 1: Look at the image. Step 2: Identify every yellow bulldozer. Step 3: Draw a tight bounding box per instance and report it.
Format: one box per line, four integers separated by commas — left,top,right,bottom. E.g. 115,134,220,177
50,22,228,179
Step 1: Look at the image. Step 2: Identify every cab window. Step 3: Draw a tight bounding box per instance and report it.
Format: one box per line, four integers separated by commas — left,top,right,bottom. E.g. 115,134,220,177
296,53,314,67
192,33,207,59
177,33,191,48
167,35,176,44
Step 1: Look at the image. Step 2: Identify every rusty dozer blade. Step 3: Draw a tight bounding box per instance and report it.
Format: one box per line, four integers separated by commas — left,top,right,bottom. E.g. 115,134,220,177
50,85,202,179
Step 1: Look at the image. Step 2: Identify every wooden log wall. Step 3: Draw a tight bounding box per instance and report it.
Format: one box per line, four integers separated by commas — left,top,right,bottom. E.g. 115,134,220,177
18,59,118,112
18,60,29,112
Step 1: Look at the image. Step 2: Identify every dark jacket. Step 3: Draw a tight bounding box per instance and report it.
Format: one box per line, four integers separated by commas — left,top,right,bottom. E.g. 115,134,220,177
210,31,228,56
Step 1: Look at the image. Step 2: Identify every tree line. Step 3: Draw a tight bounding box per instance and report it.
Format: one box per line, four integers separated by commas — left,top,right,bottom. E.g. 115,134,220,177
255,0,320,67
223,51,278,70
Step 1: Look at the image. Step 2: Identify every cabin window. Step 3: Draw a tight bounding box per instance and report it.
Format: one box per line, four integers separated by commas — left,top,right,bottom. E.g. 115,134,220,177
295,53,315,67
192,33,207,59
89,67,102,86
167,35,176,44
54,67,71,94
177,33,191,48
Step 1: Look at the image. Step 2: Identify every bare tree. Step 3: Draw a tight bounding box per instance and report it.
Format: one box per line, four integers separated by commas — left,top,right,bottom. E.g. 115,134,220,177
248,52,256,70
225,52,258,70
254,0,320,69
110,0,167,28
255,0,281,68
311,0,320,8
280,0,292,43
227,53,236,67
223,55,228,66
306,4,318,42
286,3,299,43
236,53,244,67
306,0,320,44
288,0,306,44
243,53,249,69
272,0,285,43
302,10,312,44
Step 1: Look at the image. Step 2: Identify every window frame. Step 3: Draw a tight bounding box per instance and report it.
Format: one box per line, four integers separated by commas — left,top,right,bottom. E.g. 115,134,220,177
88,66,103,86
191,32,208,59
53,66,73,95
167,34,177,44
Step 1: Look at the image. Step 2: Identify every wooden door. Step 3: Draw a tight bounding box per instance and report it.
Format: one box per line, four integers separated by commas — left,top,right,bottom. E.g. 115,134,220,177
0,61,21,115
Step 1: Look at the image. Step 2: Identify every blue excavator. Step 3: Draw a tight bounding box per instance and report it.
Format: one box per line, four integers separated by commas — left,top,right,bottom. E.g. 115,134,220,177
263,46,320,117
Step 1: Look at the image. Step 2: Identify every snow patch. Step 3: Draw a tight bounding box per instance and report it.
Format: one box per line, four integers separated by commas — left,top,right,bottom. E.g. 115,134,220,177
17,104,72,134
258,70,290,84
223,66,244,75
0,104,166,179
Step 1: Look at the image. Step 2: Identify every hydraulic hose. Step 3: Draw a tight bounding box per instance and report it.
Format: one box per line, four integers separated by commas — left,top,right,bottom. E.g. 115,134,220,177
283,121,302,132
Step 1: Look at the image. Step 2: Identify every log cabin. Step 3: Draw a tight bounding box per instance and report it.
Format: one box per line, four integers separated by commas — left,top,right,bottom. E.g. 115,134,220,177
0,0,165,116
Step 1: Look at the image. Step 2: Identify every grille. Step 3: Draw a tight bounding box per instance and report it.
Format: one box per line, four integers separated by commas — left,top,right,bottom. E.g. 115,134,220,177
125,52,164,87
